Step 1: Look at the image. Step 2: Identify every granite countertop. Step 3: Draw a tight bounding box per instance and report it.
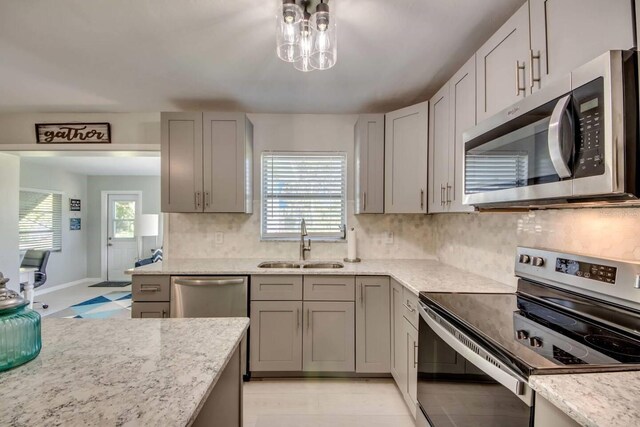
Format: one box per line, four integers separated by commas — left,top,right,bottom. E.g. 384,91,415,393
127,258,515,295
0,318,249,427
530,372,640,427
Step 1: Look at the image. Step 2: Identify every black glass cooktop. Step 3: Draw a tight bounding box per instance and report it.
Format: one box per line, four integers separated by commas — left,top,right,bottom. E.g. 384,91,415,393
419,282,640,376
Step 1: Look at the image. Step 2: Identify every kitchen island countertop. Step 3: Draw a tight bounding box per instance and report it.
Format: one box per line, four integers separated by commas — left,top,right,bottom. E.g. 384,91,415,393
0,317,249,426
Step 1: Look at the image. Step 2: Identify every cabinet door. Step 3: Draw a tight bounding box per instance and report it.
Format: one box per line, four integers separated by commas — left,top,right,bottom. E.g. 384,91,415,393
385,101,428,213
355,276,390,373
428,83,450,213
202,113,253,213
131,302,170,318
448,56,476,213
404,319,419,418
354,114,385,214
390,280,406,387
303,301,355,372
529,0,634,93
476,3,530,122
161,112,204,212
250,301,302,371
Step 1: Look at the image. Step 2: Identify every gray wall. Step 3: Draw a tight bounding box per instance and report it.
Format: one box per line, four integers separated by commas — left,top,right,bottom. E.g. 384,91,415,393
20,160,88,289
0,154,20,291
86,176,161,278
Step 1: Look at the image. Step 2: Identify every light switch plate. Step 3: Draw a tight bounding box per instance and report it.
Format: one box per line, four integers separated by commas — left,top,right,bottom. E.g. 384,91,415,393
214,232,224,244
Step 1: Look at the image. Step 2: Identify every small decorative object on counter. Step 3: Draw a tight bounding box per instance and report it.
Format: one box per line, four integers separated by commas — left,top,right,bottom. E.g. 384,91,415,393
0,273,41,371
344,227,361,263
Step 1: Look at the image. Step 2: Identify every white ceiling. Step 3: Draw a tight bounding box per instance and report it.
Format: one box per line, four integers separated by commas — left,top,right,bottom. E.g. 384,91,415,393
0,0,523,114
20,155,160,176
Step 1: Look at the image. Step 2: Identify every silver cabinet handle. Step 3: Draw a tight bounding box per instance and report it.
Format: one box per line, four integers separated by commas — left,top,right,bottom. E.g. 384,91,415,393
306,309,310,332
515,60,526,96
414,342,418,368
403,302,415,313
420,189,424,210
548,94,573,178
297,308,300,330
195,192,203,209
446,183,452,204
139,285,161,292
360,283,364,306
174,278,245,286
440,184,445,206
205,192,210,208
363,192,367,211
161,309,168,318
529,49,541,91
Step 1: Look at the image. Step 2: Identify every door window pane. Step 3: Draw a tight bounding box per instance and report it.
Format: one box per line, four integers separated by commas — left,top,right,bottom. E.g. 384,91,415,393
114,220,135,238
113,201,136,238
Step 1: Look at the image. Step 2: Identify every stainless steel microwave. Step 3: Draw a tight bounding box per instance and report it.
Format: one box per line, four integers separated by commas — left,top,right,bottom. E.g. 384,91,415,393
463,50,639,208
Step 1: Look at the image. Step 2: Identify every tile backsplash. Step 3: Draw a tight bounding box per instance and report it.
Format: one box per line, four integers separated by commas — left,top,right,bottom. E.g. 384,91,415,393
166,201,436,261
166,204,640,288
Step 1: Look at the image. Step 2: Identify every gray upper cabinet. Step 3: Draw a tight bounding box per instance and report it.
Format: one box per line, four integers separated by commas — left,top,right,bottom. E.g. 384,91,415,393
354,114,385,214
428,82,450,214
161,112,204,213
447,56,476,213
529,0,634,93
161,112,253,213
355,276,390,373
203,113,253,213
476,2,530,123
384,101,428,213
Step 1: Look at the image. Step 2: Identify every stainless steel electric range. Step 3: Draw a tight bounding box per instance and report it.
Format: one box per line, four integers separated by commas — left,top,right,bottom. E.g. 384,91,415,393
417,247,640,427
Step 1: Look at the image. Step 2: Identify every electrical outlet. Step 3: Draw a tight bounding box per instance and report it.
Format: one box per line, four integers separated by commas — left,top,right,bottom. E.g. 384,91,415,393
215,232,224,244
384,231,394,245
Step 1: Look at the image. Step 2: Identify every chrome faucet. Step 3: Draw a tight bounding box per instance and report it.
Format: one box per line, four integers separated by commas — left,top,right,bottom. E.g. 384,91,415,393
299,219,311,260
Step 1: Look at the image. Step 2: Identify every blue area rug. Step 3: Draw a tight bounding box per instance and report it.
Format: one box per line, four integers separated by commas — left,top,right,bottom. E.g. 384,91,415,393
51,291,132,319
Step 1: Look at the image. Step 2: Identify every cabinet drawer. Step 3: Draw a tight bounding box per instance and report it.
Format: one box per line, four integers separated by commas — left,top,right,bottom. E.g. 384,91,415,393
251,275,303,301
402,287,419,330
131,302,170,318
303,276,355,301
132,275,171,302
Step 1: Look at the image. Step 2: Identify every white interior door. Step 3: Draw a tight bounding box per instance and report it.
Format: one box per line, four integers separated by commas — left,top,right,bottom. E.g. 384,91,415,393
107,194,139,281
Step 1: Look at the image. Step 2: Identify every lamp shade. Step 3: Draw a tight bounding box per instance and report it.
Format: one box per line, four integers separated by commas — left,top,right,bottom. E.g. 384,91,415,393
138,214,159,237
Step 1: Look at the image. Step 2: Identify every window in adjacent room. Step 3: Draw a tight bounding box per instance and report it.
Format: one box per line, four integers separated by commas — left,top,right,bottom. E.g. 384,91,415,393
261,152,347,240
19,189,63,251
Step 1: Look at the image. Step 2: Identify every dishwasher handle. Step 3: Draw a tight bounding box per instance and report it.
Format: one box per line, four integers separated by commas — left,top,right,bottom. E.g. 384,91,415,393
173,278,245,287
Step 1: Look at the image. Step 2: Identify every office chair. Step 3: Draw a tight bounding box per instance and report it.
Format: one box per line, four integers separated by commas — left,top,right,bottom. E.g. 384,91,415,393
20,250,51,309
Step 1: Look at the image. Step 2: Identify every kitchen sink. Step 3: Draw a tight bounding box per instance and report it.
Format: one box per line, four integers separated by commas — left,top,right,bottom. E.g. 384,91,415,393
258,261,302,269
302,262,344,269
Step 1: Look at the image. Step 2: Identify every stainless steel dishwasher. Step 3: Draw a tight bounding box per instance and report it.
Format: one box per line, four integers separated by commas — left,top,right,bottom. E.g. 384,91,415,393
171,276,249,376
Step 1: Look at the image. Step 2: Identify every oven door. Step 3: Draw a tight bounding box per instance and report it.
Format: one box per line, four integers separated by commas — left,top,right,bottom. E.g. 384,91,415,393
463,75,574,207
417,301,534,427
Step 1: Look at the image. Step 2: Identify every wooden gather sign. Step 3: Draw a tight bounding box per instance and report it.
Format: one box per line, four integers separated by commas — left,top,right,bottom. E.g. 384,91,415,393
35,123,111,144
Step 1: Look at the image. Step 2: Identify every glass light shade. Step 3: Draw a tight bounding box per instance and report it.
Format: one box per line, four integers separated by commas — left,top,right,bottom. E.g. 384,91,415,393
293,20,315,72
309,10,337,70
276,2,303,62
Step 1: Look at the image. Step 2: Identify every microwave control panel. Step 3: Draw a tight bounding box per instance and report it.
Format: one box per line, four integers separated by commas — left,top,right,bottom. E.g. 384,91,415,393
573,78,605,178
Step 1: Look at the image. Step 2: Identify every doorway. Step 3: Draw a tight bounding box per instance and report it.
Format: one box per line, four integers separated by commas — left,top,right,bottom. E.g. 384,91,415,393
103,192,141,282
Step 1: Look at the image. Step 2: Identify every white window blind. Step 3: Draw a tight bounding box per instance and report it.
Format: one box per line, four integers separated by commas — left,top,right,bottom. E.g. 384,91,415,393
19,190,63,251
262,152,346,240
465,153,529,194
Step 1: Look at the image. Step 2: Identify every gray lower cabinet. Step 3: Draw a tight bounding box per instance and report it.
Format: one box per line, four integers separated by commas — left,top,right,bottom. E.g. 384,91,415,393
354,114,385,214
131,302,170,318
356,276,390,373
161,112,253,213
250,301,302,371
302,301,355,372
534,394,580,427
390,278,419,419
131,275,171,318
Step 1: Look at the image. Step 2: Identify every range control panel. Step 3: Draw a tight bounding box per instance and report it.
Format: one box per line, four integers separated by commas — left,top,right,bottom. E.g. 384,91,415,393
555,257,617,284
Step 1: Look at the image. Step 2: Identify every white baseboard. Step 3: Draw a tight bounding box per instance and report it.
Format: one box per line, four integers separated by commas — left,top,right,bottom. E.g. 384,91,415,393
35,278,101,296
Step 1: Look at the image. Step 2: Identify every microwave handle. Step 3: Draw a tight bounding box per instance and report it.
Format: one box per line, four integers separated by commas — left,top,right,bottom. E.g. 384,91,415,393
548,94,573,178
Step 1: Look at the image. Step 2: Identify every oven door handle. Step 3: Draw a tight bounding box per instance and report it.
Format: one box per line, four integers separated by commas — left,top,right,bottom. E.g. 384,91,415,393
548,94,573,179
418,302,529,399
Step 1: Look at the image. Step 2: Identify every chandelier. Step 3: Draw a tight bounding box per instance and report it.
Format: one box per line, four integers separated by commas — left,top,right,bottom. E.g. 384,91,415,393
276,0,337,72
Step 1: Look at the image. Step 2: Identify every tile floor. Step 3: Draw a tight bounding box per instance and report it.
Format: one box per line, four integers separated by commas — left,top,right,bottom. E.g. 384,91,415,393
243,378,414,427
48,291,132,319
34,280,132,318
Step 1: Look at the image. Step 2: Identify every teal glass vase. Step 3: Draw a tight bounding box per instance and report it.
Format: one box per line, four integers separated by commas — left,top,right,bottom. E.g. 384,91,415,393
0,273,42,371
